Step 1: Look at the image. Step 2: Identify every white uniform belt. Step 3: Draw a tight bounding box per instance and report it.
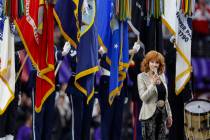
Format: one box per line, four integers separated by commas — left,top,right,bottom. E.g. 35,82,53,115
101,67,110,76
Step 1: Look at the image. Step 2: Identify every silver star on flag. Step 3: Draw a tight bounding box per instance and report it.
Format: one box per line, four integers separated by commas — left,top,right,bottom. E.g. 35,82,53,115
114,44,118,49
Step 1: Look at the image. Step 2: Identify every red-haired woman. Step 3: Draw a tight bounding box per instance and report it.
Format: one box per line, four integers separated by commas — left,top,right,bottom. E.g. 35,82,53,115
137,50,173,140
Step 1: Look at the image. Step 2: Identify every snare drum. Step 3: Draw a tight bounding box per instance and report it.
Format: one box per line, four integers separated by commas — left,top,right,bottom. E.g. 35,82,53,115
184,99,210,140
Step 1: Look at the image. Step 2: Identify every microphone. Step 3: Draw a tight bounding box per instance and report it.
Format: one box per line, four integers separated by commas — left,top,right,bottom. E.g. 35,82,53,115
153,68,161,84
153,68,158,75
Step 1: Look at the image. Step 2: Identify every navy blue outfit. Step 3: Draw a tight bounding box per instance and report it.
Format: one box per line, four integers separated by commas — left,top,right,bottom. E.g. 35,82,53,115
98,75,126,140
31,46,63,140
34,92,55,140
28,68,56,140
98,54,127,140
65,47,94,140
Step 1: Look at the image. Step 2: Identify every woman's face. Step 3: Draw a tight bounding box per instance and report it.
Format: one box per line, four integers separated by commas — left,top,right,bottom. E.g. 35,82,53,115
149,59,160,73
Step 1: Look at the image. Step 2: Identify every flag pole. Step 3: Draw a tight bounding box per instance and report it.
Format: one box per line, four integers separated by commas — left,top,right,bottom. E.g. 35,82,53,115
55,60,62,76
32,88,36,140
127,20,140,40
127,20,144,64
15,54,29,83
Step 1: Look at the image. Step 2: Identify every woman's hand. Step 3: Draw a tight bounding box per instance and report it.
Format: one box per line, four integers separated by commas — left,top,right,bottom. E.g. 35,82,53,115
151,74,161,85
166,116,173,128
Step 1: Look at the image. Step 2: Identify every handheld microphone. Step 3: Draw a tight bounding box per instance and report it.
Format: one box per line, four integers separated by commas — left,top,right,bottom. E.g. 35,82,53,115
153,68,161,84
153,68,158,75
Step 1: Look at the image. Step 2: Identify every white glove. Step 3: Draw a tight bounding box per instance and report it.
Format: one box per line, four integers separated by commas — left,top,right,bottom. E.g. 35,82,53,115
62,42,71,56
170,35,176,44
132,42,141,53
70,49,77,57
124,97,128,104
98,46,106,55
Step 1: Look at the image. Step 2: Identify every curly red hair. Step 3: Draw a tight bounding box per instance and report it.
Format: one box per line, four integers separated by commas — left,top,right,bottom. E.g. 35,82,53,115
141,50,165,74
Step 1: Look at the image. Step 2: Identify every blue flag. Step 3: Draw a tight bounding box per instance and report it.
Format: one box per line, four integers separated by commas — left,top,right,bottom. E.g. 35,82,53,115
118,21,129,90
108,17,120,105
54,0,83,48
96,0,112,50
75,0,99,104
0,0,2,17
96,0,129,105
108,20,129,105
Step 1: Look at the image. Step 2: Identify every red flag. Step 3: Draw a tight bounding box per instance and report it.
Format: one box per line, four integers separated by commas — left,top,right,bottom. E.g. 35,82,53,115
11,0,18,19
15,0,55,112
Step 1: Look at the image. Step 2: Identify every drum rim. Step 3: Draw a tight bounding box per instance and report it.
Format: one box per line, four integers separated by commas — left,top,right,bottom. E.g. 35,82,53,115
185,99,210,115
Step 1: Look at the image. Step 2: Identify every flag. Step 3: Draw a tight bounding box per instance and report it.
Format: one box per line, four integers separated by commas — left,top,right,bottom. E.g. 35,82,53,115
178,0,195,16
15,0,55,112
108,20,129,105
2,0,25,19
118,21,129,90
96,0,111,53
0,17,15,115
54,0,83,48
161,0,176,35
0,0,3,17
96,0,120,105
142,0,164,19
108,0,130,105
175,11,192,95
108,16,120,105
162,0,193,95
96,0,129,105
117,0,132,21
75,0,99,104
14,0,39,67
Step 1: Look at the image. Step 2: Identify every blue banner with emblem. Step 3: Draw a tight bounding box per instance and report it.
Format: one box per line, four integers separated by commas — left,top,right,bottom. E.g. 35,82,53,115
75,0,99,104
54,0,83,48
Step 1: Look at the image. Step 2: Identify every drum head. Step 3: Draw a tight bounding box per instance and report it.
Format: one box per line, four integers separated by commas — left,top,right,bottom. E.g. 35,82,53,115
185,99,210,115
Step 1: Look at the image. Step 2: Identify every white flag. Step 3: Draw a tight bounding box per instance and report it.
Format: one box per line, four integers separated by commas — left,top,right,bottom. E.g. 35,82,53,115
0,17,15,115
162,0,193,95
162,0,177,35
175,12,192,95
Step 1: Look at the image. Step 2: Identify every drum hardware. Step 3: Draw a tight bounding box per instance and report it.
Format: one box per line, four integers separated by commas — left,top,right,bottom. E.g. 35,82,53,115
184,99,210,140
189,127,194,131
